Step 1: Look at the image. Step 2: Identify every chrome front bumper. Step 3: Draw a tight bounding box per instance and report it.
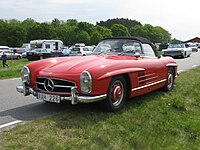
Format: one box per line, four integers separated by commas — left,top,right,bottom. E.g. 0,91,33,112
16,85,107,105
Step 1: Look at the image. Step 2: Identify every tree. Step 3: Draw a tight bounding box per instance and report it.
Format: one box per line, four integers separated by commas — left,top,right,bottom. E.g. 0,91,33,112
78,22,95,35
66,19,78,26
27,23,54,41
21,18,37,42
96,25,112,38
130,25,147,37
97,18,141,29
111,24,130,36
90,31,103,45
130,24,171,43
1,23,25,47
76,30,90,45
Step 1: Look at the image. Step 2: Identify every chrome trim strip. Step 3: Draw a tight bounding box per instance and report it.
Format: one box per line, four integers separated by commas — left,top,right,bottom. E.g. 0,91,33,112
132,79,166,91
36,82,44,85
36,82,74,88
37,88,72,95
138,73,156,79
54,85,75,88
36,77,76,86
139,76,158,83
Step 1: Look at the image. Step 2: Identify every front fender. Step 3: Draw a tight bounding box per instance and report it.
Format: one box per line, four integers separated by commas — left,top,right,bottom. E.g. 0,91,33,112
98,68,145,80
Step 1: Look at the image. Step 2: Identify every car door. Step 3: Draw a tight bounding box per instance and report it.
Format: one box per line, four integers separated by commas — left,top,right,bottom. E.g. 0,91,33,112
141,44,166,84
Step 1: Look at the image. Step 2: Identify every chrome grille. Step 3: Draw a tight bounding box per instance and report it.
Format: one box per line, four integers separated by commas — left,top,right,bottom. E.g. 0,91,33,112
36,77,75,94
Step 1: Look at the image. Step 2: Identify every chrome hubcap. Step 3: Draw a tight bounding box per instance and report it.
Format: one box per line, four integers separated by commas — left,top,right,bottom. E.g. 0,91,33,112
111,80,124,106
167,73,173,89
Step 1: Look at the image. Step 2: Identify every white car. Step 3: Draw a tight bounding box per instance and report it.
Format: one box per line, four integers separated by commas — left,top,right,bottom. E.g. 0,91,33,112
162,44,192,58
70,46,93,56
0,50,22,60
187,44,198,52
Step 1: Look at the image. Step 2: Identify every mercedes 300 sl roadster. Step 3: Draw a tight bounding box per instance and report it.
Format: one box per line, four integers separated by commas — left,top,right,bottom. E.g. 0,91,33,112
16,37,178,111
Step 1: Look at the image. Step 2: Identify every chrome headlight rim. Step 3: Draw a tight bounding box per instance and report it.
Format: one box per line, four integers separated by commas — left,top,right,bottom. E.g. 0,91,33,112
80,71,92,94
21,66,30,84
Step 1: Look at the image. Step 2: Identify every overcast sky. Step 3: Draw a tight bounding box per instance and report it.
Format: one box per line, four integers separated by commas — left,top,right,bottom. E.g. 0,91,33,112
0,0,199,41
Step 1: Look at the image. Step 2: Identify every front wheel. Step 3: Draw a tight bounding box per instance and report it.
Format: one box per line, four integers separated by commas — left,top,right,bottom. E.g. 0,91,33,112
162,68,175,91
101,76,127,111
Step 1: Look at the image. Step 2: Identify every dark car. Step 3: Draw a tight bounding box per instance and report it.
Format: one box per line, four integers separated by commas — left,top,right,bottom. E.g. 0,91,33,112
27,49,50,61
27,49,63,61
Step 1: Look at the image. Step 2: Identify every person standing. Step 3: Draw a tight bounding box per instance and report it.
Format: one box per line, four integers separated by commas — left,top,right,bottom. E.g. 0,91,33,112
2,51,9,68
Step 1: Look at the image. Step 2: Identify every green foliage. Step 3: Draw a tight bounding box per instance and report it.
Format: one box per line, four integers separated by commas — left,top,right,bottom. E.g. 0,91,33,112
0,18,172,47
91,31,103,45
111,24,130,36
97,18,142,29
96,25,112,38
171,38,182,44
130,24,171,43
0,21,26,47
76,30,91,45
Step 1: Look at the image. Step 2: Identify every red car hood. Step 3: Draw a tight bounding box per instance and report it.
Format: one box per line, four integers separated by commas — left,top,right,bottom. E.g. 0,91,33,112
41,55,137,74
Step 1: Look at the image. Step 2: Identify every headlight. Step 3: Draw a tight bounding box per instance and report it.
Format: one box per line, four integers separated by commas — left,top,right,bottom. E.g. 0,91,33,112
21,66,30,84
80,71,92,94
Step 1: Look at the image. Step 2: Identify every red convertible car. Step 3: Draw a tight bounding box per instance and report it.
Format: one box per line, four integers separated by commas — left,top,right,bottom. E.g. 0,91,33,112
16,37,178,111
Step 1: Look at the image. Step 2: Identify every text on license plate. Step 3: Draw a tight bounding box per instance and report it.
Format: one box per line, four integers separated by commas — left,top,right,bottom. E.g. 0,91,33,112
37,93,60,103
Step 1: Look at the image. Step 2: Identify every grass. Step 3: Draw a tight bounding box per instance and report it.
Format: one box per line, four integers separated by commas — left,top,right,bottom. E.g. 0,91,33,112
0,66,200,149
0,59,31,80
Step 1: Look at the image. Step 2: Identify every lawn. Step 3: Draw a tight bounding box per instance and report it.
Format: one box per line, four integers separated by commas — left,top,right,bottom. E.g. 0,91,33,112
0,59,31,80
0,66,200,149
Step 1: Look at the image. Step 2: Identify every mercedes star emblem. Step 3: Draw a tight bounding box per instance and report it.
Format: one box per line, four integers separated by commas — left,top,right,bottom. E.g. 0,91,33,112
44,78,54,92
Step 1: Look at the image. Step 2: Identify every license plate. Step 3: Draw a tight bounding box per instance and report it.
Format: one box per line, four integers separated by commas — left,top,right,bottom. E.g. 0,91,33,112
37,92,60,103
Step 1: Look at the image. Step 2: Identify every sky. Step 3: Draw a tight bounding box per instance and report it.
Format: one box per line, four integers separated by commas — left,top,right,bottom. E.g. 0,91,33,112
0,0,199,41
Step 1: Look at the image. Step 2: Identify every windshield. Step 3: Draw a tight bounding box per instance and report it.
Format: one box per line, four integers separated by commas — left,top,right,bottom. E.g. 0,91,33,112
30,43,42,49
93,39,142,55
168,44,185,48
188,44,197,47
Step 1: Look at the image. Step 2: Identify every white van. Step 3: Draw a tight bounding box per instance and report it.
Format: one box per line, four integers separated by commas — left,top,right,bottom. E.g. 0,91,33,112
0,46,9,50
30,40,63,51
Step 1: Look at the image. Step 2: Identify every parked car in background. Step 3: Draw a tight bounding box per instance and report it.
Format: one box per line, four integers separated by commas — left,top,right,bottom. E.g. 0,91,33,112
75,43,85,47
27,49,51,61
0,49,22,60
162,44,192,58
16,37,177,111
62,48,70,56
187,43,198,52
27,49,64,61
70,46,94,56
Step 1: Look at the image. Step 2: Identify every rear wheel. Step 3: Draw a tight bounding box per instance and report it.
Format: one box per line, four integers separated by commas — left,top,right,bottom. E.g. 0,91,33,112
101,76,127,111
162,68,175,91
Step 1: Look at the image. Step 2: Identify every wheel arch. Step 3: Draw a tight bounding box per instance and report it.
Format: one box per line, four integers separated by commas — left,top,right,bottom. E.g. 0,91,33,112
166,63,178,77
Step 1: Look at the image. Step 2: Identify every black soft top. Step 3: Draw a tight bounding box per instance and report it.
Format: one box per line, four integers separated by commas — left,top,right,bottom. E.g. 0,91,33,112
101,36,158,56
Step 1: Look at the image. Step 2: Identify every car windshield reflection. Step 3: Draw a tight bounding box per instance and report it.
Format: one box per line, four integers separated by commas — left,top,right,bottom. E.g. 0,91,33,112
93,39,142,56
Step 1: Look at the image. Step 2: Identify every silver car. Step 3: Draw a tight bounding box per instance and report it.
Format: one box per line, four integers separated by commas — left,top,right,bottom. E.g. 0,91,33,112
162,44,192,58
0,50,22,60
